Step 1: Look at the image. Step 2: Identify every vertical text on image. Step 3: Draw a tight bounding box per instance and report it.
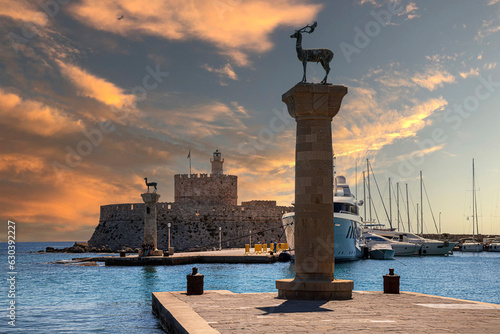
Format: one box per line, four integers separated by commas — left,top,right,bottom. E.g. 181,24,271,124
7,220,16,327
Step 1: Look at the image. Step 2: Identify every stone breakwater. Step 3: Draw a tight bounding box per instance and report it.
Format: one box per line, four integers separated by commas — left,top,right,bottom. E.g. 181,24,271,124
88,200,293,252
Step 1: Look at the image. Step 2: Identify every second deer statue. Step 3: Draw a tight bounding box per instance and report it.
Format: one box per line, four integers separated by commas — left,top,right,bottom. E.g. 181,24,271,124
290,22,333,84
144,177,157,193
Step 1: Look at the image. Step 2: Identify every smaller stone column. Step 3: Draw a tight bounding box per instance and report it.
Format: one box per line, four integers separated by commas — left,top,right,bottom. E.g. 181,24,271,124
141,192,163,256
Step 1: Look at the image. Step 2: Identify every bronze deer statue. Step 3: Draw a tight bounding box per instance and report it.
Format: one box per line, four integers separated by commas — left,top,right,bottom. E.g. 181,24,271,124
144,177,157,193
291,22,333,84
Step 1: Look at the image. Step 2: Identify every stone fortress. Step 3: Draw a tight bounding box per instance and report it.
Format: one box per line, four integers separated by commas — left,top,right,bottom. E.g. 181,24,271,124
88,150,293,251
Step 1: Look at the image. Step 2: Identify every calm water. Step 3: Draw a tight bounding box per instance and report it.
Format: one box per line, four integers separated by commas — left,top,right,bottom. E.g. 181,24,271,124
1,242,499,333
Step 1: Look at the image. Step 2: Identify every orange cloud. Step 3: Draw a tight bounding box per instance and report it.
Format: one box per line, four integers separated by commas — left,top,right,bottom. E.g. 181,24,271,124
0,0,48,26
69,0,322,66
0,88,83,136
0,154,146,240
336,86,448,157
412,68,455,90
56,60,135,109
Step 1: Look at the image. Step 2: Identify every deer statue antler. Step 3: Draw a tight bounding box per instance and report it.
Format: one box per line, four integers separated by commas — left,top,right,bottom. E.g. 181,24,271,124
296,21,317,34
307,21,317,34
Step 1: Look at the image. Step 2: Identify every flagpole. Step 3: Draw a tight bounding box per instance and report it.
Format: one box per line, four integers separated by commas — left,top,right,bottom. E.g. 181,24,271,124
187,149,192,176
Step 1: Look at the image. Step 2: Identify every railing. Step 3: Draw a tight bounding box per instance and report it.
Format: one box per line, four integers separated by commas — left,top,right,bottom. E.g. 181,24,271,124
338,210,356,215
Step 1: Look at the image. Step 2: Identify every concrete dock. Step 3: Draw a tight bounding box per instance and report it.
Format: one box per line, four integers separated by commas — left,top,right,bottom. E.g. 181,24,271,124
152,290,500,333
69,248,289,266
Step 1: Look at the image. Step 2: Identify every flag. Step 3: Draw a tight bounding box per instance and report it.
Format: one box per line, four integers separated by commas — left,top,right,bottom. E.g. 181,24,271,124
187,149,190,159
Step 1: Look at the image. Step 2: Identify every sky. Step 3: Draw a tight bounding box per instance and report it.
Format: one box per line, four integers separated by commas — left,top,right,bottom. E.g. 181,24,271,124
1,0,500,241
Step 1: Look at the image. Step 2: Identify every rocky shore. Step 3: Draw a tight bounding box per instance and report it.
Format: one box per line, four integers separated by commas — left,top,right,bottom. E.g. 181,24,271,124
38,242,139,254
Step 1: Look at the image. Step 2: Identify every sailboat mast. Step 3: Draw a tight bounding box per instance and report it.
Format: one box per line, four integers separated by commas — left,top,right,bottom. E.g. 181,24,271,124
417,203,420,234
363,171,366,221
389,178,392,228
420,171,423,235
367,159,372,221
406,183,411,232
474,160,480,238
397,182,400,231
472,158,476,241
355,162,358,200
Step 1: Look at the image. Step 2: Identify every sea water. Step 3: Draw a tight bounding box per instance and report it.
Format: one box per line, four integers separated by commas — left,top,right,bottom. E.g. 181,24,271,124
1,242,499,333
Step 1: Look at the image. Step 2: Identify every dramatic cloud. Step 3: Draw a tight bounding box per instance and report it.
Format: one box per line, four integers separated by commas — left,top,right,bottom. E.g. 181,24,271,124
337,93,447,156
0,0,49,26
56,60,136,109
69,0,322,66
0,88,83,136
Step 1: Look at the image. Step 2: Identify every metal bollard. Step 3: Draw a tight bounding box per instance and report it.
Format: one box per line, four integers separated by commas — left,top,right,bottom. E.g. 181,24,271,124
119,251,126,258
186,267,204,295
383,268,400,294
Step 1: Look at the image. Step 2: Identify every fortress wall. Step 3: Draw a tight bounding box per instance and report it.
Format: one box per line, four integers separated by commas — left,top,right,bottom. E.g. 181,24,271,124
89,202,293,251
174,174,237,206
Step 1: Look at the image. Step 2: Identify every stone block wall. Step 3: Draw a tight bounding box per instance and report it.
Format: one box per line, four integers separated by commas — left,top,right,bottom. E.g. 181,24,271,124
174,174,238,206
88,202,294,251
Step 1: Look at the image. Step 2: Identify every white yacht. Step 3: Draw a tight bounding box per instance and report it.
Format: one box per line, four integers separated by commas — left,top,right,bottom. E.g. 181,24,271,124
369,230,457,255
367,243,395,260
282,175,363,262
363,231,420,256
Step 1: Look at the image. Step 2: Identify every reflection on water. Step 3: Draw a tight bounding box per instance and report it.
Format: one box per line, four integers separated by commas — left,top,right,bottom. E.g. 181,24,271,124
1,242,498,333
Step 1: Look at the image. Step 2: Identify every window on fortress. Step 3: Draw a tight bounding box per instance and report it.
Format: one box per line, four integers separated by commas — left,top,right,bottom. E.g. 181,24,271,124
147,207,150,214
168,204,171,210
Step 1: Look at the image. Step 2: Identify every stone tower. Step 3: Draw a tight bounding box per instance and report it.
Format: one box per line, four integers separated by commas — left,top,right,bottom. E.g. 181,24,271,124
211,149,224,175
174,150,237,206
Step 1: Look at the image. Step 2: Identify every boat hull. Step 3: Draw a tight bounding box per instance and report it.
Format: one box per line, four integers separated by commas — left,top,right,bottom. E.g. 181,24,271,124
486,243,500,252
369,247,395,260
282,213,362,262
390,243,420,256
461,242,483,252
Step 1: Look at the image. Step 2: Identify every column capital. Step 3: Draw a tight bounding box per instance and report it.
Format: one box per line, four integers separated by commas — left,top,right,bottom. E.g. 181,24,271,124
141,193,161,203
282,83,348,119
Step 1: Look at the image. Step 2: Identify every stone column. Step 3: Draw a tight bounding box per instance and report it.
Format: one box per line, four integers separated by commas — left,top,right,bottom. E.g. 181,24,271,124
141,192,163,256
276,83,353,300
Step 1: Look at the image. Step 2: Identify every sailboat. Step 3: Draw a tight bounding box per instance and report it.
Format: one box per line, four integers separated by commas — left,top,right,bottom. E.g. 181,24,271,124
462,159,483,252
363,163,455,255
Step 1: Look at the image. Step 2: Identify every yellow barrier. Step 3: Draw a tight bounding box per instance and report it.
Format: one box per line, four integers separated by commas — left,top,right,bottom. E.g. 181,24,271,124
278,243,282,252
270,243,274,251
254,244,262,254
263,244,267,253
284,243,289,251
245,244,250,254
